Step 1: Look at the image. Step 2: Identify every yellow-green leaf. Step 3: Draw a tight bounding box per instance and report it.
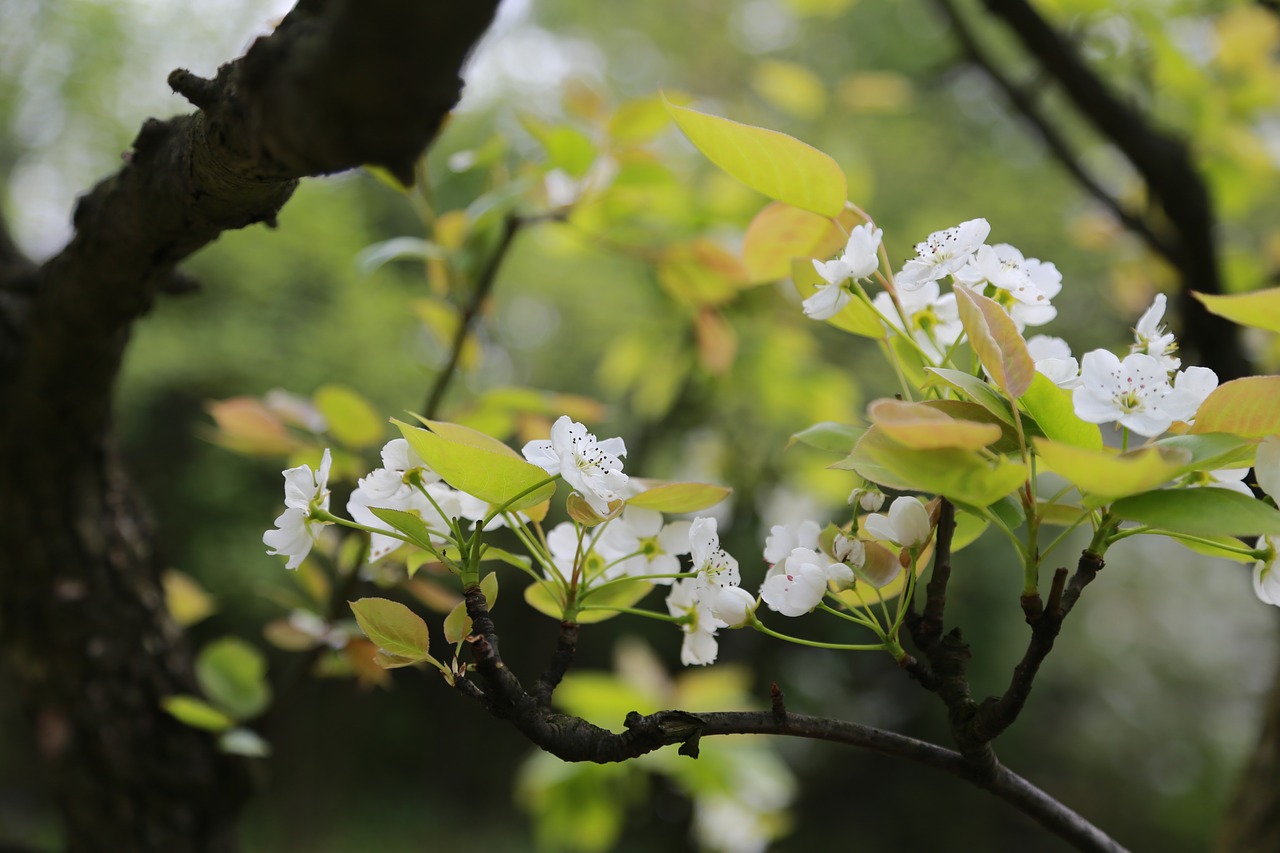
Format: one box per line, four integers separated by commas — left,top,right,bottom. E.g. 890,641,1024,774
1190,376,1280,437
657,240,748,307
787,422,866,453
750,59,828,120
349,598,431,662
867,398,1001,450
524,580,566,621
664,96,847,217
577,579,655,623
161,695,235,733
953,287,1034,399
162,570,216,628
394,420,555,511
742,203,857,283
1019,373,1102,450
925,368,1016,426
205,397,298,456
627,482,732,513
837,426,1027,507
314,385,383,449
1193,288,1280,334
1033,439,1191,505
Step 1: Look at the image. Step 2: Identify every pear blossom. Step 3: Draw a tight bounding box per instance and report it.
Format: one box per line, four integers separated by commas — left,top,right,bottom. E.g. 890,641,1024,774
1026,335,1081,389
1132,294,1180,372
690,517,740,590
545,521,623,583
600,506,692,583
1257,436,1280,499
708,586,757,628
1169,366,1218,421
347,480,460,562
1253,536,1280,606
763,519,821,565
1072,350,1187,436
666,578,726,665
894,218,990,291
264,449,333,570
864,496,932,548
760,548,830,616
872,281,964,363
955,243,1060,329
848,486,886,512
804,224,883,320
523,416,628,515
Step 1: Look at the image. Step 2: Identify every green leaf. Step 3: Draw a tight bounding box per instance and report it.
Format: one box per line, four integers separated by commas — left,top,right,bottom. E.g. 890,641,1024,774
1190,377,1280,437
1019,373,1102,450
349,598,431,664
790,257,884,337
664,96,847,217
787,421,866,453
355,237,446,276
1174,533,1258,564
925,368,1016,426
626,482,732,513
519,113,598,178
368,506,447,553
1034,439,1191,505
951,508,989,551
161,695,235,733
1112,488,1280,538
394,420,555,512
837,425,1027,506
314,384,384,449
195,637,271,721
1155,432,1258,472
1193,288,1280,334
953,287,1034,399
443,600,470,645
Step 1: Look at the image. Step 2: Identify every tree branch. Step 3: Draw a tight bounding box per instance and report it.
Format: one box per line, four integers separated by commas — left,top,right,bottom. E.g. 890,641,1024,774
932,0,1178,264
456,581,1126,852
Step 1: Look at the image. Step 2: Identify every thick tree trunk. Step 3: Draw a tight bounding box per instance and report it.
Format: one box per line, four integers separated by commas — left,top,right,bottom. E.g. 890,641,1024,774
0,1,499,847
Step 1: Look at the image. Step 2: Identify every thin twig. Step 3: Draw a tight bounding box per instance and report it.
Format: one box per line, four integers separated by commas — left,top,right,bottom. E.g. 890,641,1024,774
422,213,523,419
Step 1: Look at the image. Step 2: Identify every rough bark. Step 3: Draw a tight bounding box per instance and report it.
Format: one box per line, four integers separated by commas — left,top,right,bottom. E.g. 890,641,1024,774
0,1,498,849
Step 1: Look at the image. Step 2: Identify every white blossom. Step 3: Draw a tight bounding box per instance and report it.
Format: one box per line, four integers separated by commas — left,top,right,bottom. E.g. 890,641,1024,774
1253,536,1280,607
848,486,886,512
347,480,459,562
872,281,964,363
708,586,757,628
760,548,829,617
803,224,883,320
1257,436,1280,500
1072,350,1188,437
895,218,990,291
600,506,692,583
690,517,740,590
264,449,333,570
864,496,932,548
1026,335,1081,389
763,519,821,565
666,578,725,665
523,416,628,515
955,243,1060,329
1132,294,1180,372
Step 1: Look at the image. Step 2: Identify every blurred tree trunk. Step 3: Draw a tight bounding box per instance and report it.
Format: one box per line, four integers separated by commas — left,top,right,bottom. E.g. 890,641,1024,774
1218,657,1280,852
0,1,498,848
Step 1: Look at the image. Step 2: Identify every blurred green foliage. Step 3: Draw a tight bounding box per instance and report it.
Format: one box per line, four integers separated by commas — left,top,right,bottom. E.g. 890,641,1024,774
2,0,1279,850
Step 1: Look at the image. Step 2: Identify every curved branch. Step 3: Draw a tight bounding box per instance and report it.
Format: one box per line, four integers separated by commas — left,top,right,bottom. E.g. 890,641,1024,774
456,586,1127,853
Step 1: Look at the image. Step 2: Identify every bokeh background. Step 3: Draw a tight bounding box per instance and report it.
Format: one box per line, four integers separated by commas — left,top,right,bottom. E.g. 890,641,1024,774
2,0,1279,850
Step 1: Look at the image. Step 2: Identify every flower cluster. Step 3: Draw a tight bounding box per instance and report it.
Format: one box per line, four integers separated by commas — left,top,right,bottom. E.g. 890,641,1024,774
804,224,883,320
263,449,333,570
